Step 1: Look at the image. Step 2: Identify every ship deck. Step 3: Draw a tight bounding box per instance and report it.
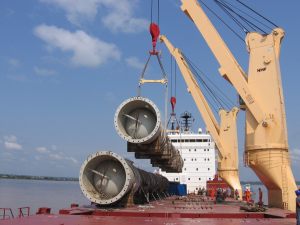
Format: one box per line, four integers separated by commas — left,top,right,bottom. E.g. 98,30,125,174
1,196,296,225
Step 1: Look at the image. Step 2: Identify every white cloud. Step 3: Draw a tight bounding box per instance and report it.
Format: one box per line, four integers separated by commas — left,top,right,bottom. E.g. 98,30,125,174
66,156,79,164
40,0,148,33
40,0,99,26
3,135,22,150
34,144,79,164
49,152,78,164
34,66,57,77
126,57,144,70
8,58,21,68
35,146,50,154
49,153,64,160
34,24,121,68
290,148,300,162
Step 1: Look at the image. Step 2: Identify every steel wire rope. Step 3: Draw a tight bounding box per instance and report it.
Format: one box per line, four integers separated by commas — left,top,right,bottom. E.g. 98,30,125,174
192,67,226,110
170,54,173,97
214,0,250,33
175,61,177,98
198,0,244,42
184,64,220,114
178,54,223,111
215,0,268,34
235,0,278,28
184,55,235,109
158,0,160,26
220,0,274,31
183,53,235,111
150,0,153,23
181,61,220,115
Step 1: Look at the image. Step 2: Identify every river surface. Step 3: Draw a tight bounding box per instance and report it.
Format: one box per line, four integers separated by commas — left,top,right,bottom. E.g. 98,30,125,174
0,179,89,216
0,179,295,217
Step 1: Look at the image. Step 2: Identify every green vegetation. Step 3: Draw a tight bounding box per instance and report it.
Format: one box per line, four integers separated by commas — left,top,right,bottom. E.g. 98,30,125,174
0,174,78,181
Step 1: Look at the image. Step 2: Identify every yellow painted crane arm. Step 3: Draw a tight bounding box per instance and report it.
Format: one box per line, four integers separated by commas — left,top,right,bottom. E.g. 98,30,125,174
180,0,265,125
160,35,243,196
160,35,224,155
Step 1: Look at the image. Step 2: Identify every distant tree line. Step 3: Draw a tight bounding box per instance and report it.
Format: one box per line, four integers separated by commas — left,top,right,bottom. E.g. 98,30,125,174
0,174,79,181
0,174,299,185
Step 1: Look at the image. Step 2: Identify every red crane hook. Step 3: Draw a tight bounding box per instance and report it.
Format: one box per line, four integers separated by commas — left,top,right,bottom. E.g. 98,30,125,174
149,22,160,55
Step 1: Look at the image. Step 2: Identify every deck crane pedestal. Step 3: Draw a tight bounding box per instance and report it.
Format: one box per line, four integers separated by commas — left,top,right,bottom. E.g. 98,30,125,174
180,0,297,211
160,35,242,199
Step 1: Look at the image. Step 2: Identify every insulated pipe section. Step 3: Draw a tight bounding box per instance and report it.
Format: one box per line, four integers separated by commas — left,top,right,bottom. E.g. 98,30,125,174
114,97,183,172
114,97,161,144
79,151,169,206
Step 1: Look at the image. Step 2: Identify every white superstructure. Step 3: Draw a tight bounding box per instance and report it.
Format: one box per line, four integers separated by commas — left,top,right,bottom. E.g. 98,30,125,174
160,111,216,194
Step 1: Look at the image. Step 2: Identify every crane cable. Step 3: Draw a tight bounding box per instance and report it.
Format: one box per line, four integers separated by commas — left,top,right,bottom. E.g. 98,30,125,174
198,0,244,42
214,0,278,35
183,53,236,112
235,0,278,28
150,0,160,26
215,0,267,34
214,0,250,34
219,0,274,31
170,55,178,98
199,0,278,43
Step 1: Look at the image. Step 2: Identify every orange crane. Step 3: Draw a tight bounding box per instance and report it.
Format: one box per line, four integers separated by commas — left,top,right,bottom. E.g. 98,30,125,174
180,0,297,211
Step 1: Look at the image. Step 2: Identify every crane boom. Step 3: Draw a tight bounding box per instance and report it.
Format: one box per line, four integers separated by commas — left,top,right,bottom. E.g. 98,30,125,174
160,35,242,197
160,35,221,151
181,0,265,125
180,0,297,211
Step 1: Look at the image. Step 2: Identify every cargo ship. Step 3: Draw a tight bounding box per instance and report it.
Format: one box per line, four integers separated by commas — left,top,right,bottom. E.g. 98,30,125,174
0,0,299,224
160,111,217,194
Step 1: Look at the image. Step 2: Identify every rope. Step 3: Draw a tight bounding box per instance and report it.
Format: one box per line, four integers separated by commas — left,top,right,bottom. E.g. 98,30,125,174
175,61,177,98
221,0,274,31
158,0,160,26
198,0,244,42
150,0,153,23
170,55,173,97
150,0,160,25
183,53,235,110
214,0,249,33
216,0,267,34
235,0,278,28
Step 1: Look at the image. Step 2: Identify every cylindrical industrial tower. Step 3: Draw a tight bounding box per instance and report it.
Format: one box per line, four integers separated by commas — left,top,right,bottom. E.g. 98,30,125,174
114,97,183,172
79,151,169,206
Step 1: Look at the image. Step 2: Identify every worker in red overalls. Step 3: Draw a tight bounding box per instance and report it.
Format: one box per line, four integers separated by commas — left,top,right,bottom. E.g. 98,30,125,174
258,187,263,206
234,189,239,200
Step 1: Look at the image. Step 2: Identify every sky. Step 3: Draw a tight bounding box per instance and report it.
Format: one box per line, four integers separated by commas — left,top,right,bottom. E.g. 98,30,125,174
0,0,299,181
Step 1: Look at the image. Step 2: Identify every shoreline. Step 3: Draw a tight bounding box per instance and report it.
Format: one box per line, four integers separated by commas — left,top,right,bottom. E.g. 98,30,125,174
0,174,78,182
1,174,299,185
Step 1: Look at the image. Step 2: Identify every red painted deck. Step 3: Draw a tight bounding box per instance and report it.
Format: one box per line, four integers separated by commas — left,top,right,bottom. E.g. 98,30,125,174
0,196,296,225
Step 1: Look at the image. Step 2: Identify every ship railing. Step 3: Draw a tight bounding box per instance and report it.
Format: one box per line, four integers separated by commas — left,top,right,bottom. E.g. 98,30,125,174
18,207,30,217
0,208,14,220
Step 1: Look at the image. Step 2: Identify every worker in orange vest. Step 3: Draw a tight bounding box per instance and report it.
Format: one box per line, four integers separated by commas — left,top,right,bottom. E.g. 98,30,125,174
245,189,251,203
211,189,216,198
